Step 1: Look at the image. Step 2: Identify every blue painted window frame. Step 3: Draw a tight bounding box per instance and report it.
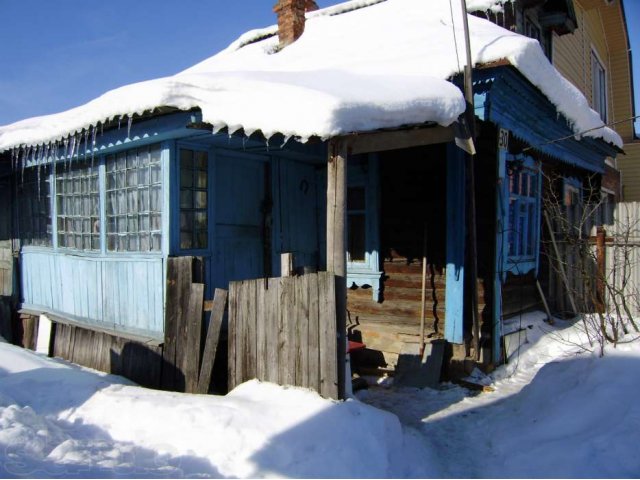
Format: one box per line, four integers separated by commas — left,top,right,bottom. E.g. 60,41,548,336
172,142,214,257
346,153,382,301
503,155,542,276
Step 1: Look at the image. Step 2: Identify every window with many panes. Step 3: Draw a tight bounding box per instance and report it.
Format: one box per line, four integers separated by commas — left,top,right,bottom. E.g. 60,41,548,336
592,50,607,122
106,144,162,252
56,162,100,250
179,149,208,250
18,166,52,247
506,157,540,274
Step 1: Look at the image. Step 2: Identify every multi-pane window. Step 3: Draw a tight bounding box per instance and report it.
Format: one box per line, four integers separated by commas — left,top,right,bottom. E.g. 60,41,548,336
56,162,100,250
347,186,366,262
592,51,607,122
18,167,52,247
506,158,540,273
179,149,208,250
106,144,162,252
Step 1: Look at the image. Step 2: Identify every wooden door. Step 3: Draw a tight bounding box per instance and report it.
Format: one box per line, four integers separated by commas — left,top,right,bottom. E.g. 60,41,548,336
277,160,320,272
213,154,267,289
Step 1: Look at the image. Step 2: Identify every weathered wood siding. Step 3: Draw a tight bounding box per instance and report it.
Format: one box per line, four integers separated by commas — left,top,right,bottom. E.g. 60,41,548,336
53,323,164,389
228,272,339,399
21,250,164,336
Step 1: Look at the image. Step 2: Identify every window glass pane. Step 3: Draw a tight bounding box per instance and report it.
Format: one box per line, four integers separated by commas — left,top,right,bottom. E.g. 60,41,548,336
347,187,365,211
56,161,99,251
17,166,52,247
179,148,208,251
506,160,540,266
105,143,162,252
348,214,366,262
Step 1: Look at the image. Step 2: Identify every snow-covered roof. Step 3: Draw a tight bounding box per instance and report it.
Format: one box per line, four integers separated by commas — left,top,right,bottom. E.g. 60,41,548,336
0,0,622,152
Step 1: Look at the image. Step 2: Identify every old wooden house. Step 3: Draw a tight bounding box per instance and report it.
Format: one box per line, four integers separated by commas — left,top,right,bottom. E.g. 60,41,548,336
0,0,623,397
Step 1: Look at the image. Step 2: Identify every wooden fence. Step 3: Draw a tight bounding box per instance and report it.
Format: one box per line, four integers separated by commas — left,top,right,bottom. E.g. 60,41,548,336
545,202,640,319
228,272,340,399
602,202,640,319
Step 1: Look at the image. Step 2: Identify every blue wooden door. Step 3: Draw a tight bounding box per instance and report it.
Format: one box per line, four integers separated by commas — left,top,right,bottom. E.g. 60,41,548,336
213,153,266,289
277,159,320,273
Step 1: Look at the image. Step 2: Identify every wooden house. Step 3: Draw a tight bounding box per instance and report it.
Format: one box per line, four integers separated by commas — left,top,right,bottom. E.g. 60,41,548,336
552,0,639,202
0,0,622,396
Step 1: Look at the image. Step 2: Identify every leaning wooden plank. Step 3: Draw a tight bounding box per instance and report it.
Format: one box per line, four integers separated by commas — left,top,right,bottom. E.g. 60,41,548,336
228,281,238,392
184,283,204,393
318,272,338,399
197,288,228,394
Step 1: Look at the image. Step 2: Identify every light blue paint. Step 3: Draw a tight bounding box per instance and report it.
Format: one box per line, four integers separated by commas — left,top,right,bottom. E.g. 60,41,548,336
346,153,382,301
493,147,508,364
445,143,466,344
20,250,165,336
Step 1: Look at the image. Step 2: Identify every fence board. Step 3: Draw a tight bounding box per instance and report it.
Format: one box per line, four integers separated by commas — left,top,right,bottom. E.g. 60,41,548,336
184,283,204,393
229,272,339,398
265,277,280,384
197,288,227,394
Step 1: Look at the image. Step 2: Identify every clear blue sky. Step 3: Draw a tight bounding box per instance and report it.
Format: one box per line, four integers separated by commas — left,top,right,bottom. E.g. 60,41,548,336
0,0,638,136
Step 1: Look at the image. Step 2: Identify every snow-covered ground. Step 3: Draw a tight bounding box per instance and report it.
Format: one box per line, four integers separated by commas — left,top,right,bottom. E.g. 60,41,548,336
1,312,639,478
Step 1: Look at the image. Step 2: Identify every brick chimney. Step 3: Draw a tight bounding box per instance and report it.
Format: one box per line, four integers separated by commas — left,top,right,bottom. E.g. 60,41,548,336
273,0,319,47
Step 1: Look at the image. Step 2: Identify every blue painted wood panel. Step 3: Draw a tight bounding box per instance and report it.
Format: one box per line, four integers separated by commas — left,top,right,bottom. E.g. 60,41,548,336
21,249,164,337
212,153,266,289
275,158,321,273
445,143,465,344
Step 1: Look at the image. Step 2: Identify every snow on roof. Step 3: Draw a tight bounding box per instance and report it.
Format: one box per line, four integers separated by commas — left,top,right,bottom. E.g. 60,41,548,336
0,0,622,152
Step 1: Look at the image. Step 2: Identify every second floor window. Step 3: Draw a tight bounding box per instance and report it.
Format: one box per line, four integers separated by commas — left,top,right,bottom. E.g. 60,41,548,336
592,51,607,122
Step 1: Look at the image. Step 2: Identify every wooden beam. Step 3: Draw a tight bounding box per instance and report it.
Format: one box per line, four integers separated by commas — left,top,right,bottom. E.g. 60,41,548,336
343,126,454,155
326,139,347,399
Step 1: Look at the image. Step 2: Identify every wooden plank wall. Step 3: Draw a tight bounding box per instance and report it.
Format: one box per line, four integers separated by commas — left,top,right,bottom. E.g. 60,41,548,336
20,251,164,334
228,272,339,399
53,323,164,389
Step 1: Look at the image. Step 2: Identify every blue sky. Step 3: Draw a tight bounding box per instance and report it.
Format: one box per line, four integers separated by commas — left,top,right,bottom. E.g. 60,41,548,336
0,0,638,135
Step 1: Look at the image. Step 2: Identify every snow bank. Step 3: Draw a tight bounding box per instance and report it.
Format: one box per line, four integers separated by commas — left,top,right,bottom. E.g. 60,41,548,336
0,0,621,152
0,342,429,478
360,312,640,478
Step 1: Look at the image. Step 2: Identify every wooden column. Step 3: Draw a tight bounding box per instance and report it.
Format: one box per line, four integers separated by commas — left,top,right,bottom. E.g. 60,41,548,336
326,138,347,399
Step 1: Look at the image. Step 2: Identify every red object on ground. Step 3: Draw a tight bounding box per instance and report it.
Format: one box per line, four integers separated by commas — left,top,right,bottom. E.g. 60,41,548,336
348,340,366,353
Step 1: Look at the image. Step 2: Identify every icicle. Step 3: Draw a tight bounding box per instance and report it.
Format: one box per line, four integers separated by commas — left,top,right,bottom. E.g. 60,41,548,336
63,137,70,170
83,130,88,160
118,116,122,130
280,135,291,149
242,136,247,150
91,125,97,166
127,115,133,139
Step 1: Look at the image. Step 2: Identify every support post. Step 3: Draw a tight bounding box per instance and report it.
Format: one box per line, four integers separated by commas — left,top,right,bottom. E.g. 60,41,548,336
445,143,465,344
326,138,347,399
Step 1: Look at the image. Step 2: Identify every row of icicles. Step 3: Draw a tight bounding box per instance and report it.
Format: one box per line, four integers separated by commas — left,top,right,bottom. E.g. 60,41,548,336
9,116,134,199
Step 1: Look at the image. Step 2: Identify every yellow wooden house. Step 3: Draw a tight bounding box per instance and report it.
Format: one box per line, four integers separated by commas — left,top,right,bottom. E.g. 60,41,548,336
553,0,639,201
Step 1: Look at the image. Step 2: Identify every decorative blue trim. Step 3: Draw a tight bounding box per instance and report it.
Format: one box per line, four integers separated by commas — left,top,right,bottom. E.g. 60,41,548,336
472,67,617,173
494,147,508,364
346,153,382,301
445,143,465,344
502,154,541,277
